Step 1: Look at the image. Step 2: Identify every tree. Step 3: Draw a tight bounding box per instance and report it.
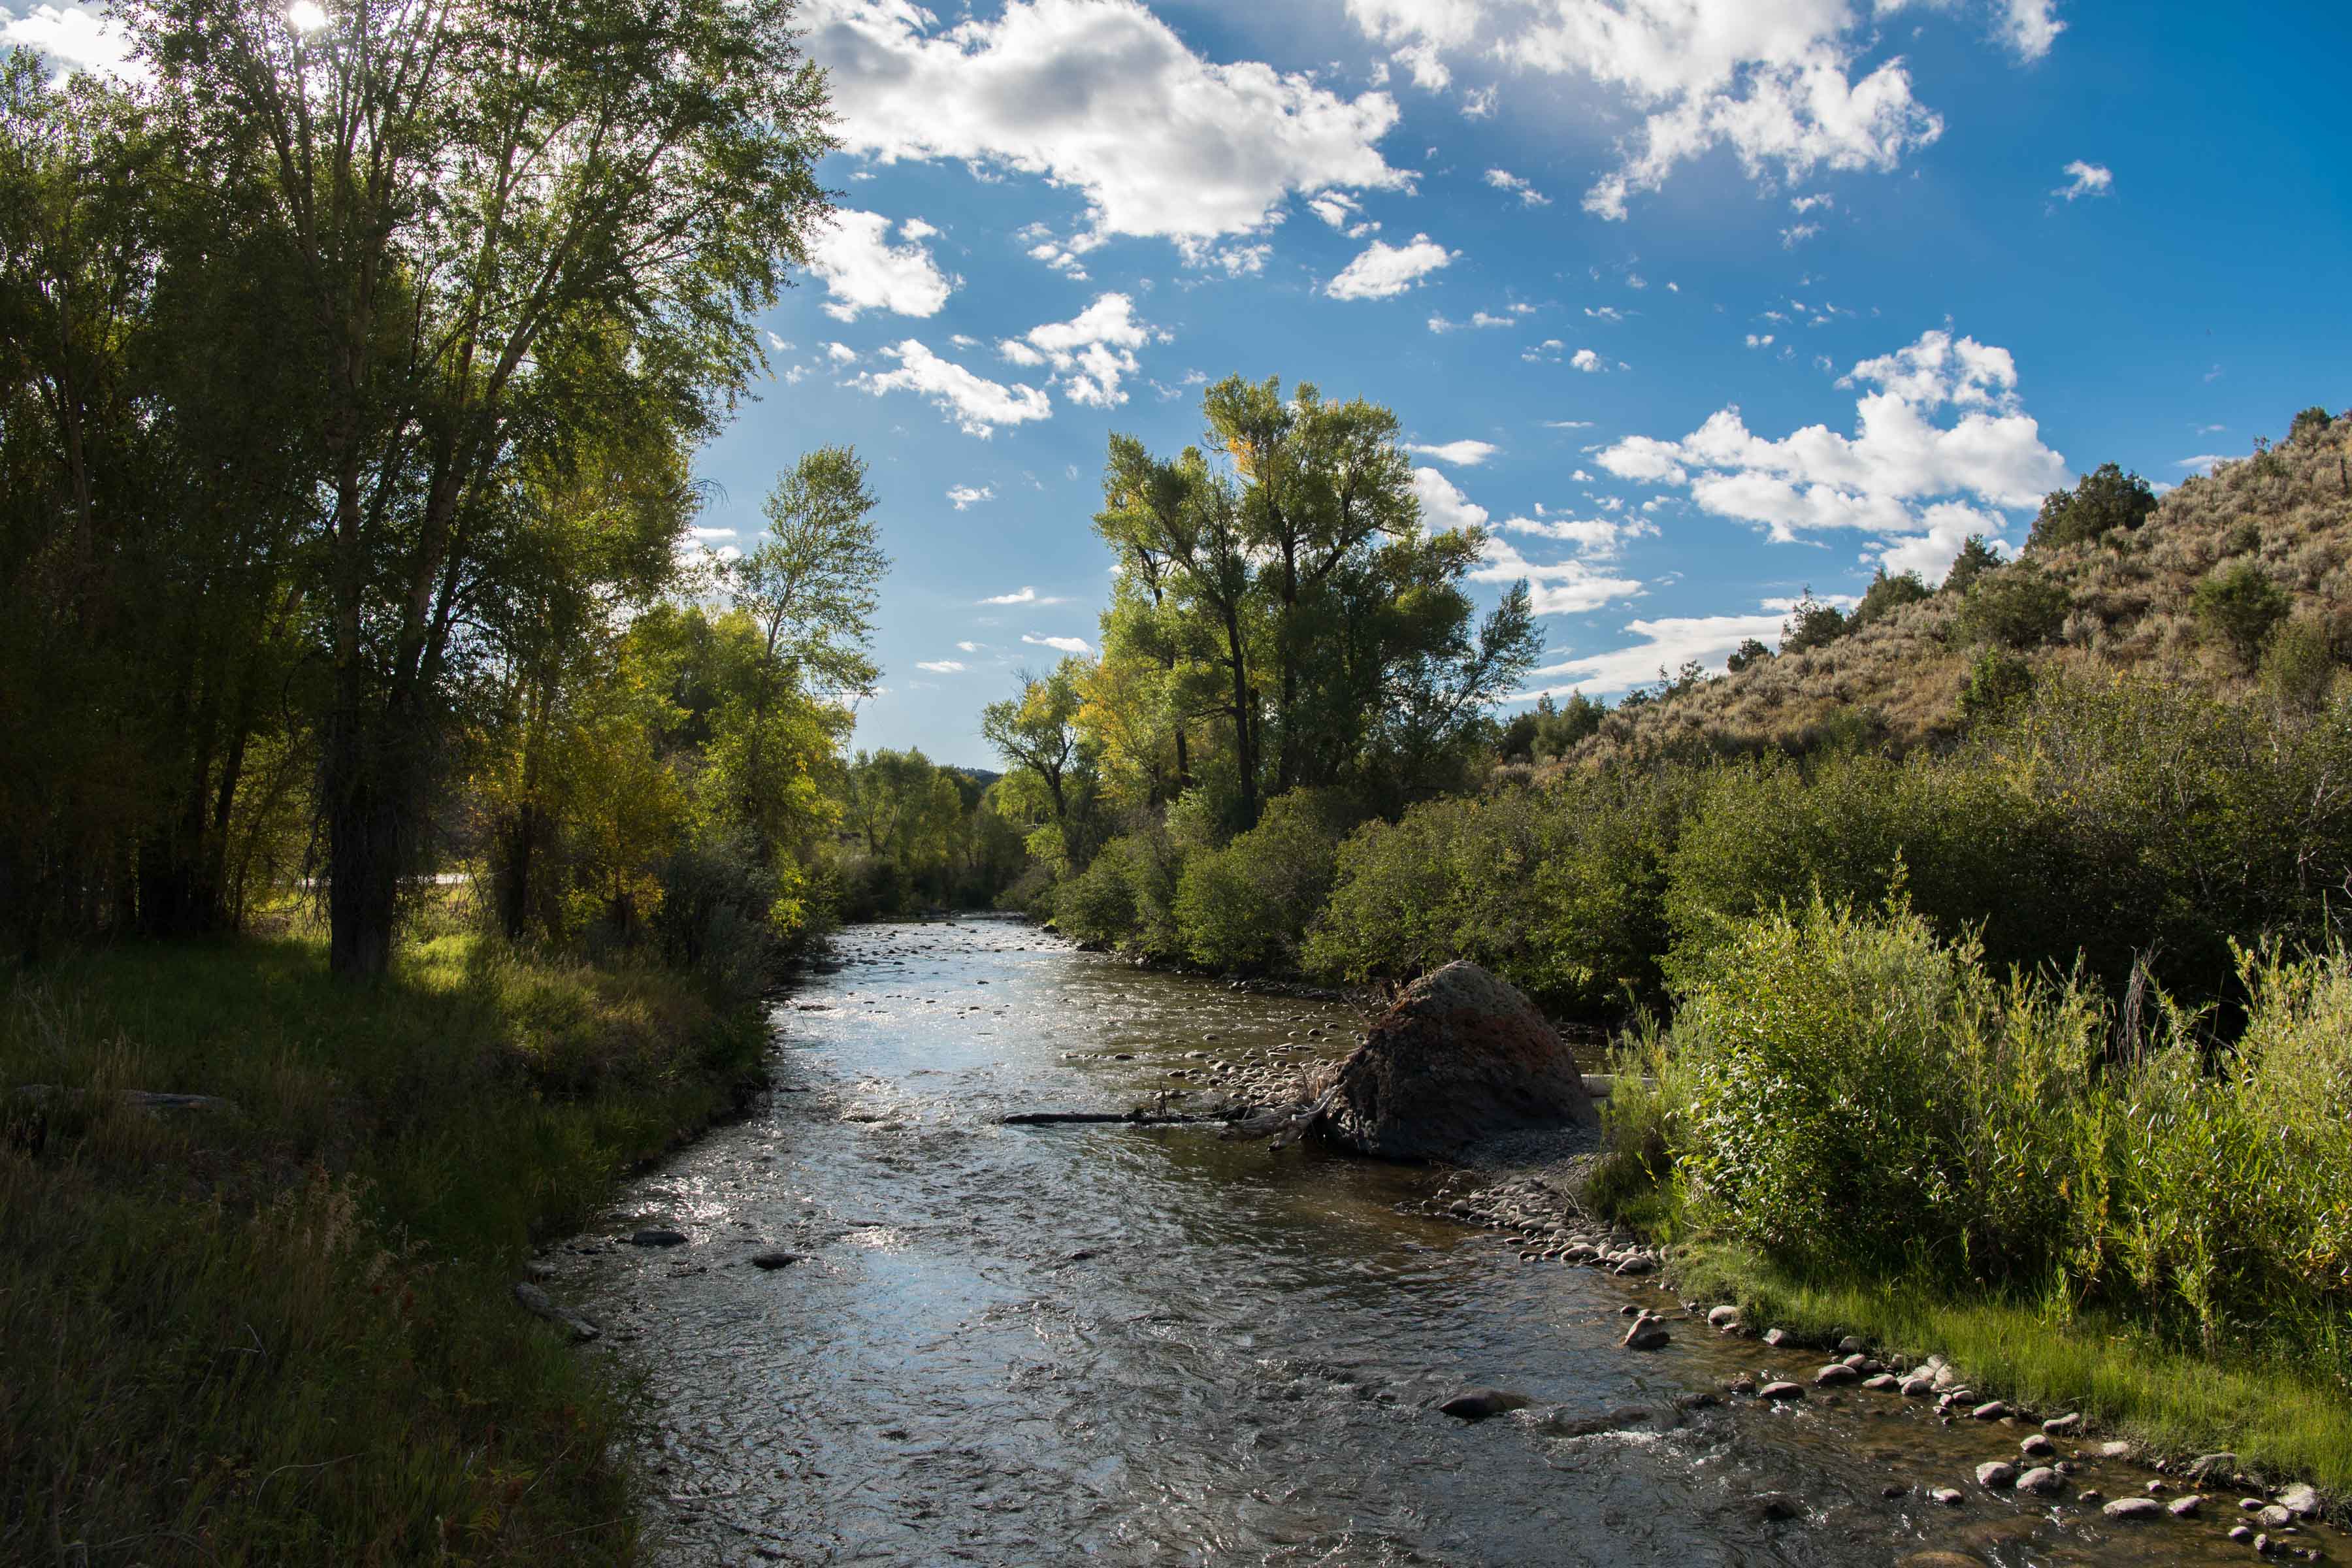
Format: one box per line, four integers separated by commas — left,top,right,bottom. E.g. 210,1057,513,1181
1953,562,2070,649
983,662,1102,870
1779,590,1848,654
716,448,889,865
2027,463,2156,551
1941,535,2003,595
127,0,836,975
1850,568,1930,629
1725,638,1771,674
2287,406,2334,446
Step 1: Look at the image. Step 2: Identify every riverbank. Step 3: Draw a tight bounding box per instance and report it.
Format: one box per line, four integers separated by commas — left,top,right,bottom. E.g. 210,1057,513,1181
0,915,770,1565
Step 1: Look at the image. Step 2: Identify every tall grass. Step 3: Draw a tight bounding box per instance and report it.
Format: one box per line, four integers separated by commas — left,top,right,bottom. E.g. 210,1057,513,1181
1593,894,2352,1487
0,923,765,1565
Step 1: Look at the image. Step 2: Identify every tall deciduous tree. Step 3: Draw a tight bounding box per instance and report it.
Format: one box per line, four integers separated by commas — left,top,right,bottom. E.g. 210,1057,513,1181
126,0,834,974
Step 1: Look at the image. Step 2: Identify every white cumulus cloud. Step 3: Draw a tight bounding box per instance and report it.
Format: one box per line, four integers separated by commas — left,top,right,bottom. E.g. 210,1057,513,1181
1327,233,1454,300
1471,535,1644,616
1345,0,1952,220
1570,348,1604,372
853,340,1053,437
804,0,1408,250
1405,439,1500,466
1022,633,1094,655
1001,293,1155,408
947,484,994,510
807,209,956,321
1413,467,1490,532
2,3,144,80
1515,606,1791,695
1595,327,2065,575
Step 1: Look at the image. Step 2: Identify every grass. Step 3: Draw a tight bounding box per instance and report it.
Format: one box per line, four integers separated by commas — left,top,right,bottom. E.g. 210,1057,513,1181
0,907,768,1566
1663,1240,2352,1496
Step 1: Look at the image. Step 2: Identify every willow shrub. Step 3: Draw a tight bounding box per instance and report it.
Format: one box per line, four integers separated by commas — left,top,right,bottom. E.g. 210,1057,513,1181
1173,790,1344,972
1650,894,2352,1364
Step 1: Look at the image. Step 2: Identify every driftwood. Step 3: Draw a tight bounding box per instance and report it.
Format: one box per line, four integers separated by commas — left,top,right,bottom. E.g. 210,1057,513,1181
1001,1109,1226,1126
1220,1087,1339,1148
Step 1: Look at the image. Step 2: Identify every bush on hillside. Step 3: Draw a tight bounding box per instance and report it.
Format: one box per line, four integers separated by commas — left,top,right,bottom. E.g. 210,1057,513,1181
1952,561,2070,649
2288,405,2336,445
1724,637,1770,674
1851,568,1931,629
2195,560,2293,668
2027,462,2158,550
1940,534,2004,595
1958,646,2036,721
2261,618,2340,710
1778,591,1849,654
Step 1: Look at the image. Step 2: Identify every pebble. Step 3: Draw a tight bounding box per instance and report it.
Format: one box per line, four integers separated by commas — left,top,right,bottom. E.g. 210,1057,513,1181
2102,1496,2163,1520
1899,1375,1937,1397
2167,1494,2203,1518
1759,1380,1805,1403
1927,1487,1965,1507
1976,1462,2018,1489
1970,1400,2008,1420
2019,1433,2055,1458
2230,1525,2255,1543
1862,1373,1900,1391
1815,1364,1861,1387
2018,1467,2063,1496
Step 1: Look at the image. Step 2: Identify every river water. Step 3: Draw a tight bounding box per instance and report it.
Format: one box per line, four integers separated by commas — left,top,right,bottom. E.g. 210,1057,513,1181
567,919,2324,1567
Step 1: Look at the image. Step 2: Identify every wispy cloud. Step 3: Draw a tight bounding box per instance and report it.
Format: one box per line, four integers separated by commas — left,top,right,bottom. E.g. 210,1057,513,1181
2053,160,2113,201
979,585,1067,606
1022,632,1092,655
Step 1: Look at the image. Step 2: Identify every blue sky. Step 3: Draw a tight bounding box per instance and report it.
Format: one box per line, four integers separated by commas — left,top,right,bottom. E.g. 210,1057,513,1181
14,0,2349,767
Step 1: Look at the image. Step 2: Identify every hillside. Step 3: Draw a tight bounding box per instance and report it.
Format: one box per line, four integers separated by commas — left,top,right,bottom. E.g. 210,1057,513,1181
1556,407,2352,768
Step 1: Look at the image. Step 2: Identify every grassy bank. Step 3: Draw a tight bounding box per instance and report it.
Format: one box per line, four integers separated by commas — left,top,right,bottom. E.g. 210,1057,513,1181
1656,1242,2352,1495
1586,895,2352,1500
0,915,768,1565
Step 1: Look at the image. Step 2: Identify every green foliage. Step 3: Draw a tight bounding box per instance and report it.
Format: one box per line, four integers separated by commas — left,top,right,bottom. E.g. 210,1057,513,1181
2261,619,2341,710
1642,895,2352,1369
1173,790,1345,971
1778,589,1849,654
1959,645,2036,721
1497,690,1608,761
2288,406,2336,445
1952,560,2070,649
1940,534,2004,595
2027,462,2159,551
1850,568,1931,629
2195,560,2293,668
1724,638,1771,674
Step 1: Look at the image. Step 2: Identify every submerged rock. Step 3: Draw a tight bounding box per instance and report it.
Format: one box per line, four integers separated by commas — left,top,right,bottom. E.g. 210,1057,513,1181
1438,1387,1534,1421
1622,1316,1671,1350
1316,962,1595,1160
2102,1496,2164,1520
630,1227,688,1247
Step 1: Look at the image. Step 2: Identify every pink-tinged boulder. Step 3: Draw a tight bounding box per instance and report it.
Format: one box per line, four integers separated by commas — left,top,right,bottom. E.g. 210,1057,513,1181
1318,962,1596,1160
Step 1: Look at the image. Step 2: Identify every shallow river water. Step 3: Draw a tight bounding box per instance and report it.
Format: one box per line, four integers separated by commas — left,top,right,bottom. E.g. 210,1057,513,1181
564,919,2332,1567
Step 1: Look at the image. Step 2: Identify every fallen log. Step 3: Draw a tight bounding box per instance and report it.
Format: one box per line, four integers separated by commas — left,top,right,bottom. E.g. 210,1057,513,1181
1220,1086,1339,1147
1001,1109,1227,1126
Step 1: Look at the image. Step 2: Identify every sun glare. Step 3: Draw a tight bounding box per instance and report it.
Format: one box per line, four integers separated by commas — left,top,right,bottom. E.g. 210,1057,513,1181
287,1,329,31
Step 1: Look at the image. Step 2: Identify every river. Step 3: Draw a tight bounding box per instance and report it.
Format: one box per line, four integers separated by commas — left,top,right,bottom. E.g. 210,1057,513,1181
563,919,2321,1567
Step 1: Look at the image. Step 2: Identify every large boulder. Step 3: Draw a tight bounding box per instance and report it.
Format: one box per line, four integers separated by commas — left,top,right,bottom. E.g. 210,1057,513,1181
1317,961,1595,1160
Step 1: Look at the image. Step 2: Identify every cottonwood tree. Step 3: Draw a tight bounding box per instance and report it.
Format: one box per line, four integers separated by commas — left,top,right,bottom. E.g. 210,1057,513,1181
124,0,834,975
983,662,1103,870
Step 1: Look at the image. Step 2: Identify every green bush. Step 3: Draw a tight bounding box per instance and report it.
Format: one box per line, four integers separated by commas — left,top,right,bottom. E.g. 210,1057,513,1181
1850,568,1930,629
2195,560,2292,668
1724,637,1770,674
2261,618,2340,710
1952,561,2070,649
1958,645,2035,721
2027,462,2157,550
1940,534,2003,595
2288,405,2335,445
1778,589,1848,653
1173,789,1341,972
1053,830,1183,955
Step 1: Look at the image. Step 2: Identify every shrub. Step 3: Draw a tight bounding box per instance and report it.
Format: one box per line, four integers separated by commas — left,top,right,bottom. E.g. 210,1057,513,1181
1724,637,1770,674
2027,462,2157,550
1952,561,2069,649
1173,789,1341,972
1053,829,1184,955
2288,405,2335,445
2261,618,2340,710
1778,589,1848,654
1958,646,2035,721
2195,561,2292,668
1850,568,1930,629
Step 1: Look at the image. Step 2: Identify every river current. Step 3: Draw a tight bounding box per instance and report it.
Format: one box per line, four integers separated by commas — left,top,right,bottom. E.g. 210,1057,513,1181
565,919,2323,1567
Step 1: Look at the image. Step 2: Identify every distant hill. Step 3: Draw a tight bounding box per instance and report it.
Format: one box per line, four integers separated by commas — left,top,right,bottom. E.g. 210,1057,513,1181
1555,406,2351,770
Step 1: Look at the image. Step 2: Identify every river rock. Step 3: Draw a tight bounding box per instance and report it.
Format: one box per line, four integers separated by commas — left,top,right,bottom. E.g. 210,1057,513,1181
1316,962,1595,1159
2231,1525,2256,1543
1763,1328,1793,1347
1899,1374,1936,1397
2279,1483,2321,1518
1439,1387,1534,1420
1759,1380,1805,1403
1622,1316,1671,1350
2168,1494,2203,1518
1707,1305,1742,1329
1815,1363,1861,1386
749,1250,804,1269
630,1227,688,1247
2019,1433,2055,1458
1976,1462,2018,1489
1970,1399,2008,1420
2102,1496,2164,1520
2042,1412,2083,1435
2018,1467,2063,1496
1927,1487,1965,1507
2257,1504,2295,1528
1863,1373,1899,1390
